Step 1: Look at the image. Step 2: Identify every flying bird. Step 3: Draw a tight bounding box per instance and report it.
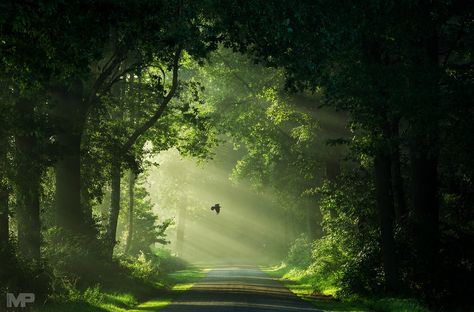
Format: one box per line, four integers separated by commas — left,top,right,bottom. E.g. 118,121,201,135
211,203,221,214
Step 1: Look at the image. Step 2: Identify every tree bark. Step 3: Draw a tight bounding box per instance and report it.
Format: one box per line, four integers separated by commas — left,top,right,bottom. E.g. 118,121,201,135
374,150,400,293
53,85,89,235
409,21,440,299
0,132,9,250
14,98,41,261
0,177,9,251
389,119,407,220
106,159,121,257
410,143,439,297
124,171,136,253
80,186,95,234
306,200,322,240
325,155,340,218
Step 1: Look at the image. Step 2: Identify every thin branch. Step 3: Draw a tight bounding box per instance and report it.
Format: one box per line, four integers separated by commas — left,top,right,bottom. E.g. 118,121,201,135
101,62,145,95
87,52,126,106
122,48,182,151
159,65,167,87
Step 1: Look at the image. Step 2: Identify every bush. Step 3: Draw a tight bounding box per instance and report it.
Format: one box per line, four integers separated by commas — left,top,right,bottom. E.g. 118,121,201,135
152,247,187,273
286,234,312,268
0,241,51,304
42,227,110,287
119,251,158,281
292,170,383,297
367,298,430,312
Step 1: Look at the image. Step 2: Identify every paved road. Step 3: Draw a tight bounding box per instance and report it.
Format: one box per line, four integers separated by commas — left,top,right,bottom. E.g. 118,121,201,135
161,266,322,312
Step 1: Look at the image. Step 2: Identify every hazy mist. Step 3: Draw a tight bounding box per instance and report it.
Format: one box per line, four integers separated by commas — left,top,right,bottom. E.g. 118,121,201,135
146,143,287,264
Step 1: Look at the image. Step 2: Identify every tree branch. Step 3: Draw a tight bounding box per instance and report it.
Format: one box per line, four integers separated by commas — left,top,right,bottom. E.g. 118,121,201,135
101,61,145,96
87,52,126,106
122,48,181,151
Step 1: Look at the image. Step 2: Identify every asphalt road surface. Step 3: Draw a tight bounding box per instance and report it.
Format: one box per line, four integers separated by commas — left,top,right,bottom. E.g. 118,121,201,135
161,265,322,312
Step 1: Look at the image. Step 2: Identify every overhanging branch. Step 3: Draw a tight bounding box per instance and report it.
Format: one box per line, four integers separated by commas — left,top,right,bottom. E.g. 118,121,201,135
122,48,182,151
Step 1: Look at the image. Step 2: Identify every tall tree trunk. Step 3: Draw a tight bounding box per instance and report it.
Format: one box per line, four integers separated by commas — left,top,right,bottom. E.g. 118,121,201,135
106,158,121,257
410,143,439,297
80,130,98,234
53,86,88,235
306,200,322,240
0,132,9,250
15,98,41,261
176,204,186,257
374,150,400,293
389,119,407,220
55,133,82,232
124,171,136,253
325,155,340,218
0,183,8,250
0,158,9,252
409,22,440,299
80,187,95,233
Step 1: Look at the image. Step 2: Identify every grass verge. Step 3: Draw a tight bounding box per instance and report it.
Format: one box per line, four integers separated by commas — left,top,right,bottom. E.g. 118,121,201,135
32,266,206,312
128,266,208,312
262,264,430,312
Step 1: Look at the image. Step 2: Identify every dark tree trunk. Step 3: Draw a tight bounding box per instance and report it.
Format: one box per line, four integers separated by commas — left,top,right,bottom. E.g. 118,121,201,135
15,98,41,261
374,150,400,293
409,22,440,299
80,130,97,234
0,178,9,250
306,200,322,240
410,143,439,297
106,159,121,257
55,133,83,231
0,134,9,250
53,86,88,235
124,171,136,253
389,119,407,220
325,155,340,219
326,157,341,181
80,187,95,234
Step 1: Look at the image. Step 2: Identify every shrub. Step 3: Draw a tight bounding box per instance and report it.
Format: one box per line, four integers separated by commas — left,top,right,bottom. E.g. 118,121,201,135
286,234,312,268
42,227,110,286
119,251,158,281
0,241,50,303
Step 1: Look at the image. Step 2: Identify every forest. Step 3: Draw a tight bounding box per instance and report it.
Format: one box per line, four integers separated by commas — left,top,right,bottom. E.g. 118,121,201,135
0,1,473,312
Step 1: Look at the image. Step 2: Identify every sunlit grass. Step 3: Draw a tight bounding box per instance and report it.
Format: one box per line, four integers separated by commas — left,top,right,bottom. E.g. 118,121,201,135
126,266,206,311
34,266,206,312
262,264,430,312
261,264,368,311
128,298,172,312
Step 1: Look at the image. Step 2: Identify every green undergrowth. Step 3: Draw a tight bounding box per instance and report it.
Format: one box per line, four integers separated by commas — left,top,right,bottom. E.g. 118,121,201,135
262,264,431,312
128,267,207,312
32,254,206,312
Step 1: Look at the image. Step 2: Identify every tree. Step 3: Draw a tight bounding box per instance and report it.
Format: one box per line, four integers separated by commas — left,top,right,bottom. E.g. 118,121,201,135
105,49,181,257
215,0,473,300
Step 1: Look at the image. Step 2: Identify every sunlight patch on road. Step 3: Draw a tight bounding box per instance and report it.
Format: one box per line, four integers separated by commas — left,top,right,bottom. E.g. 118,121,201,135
169,301,320,311
128,298,172,311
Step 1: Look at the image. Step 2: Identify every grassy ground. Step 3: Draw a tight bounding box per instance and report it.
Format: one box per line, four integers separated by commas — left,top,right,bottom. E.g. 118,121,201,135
127,267,208,312
262,264,431,312
33,266,206,312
